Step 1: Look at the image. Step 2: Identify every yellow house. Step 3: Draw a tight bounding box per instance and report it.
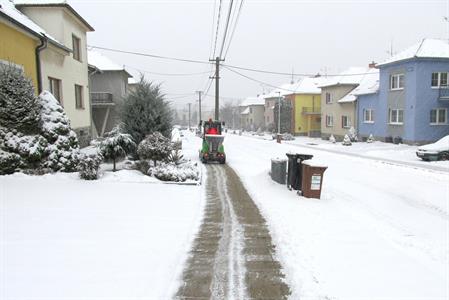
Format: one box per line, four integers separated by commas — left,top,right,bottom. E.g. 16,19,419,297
0,0,68,92
285,77,326,137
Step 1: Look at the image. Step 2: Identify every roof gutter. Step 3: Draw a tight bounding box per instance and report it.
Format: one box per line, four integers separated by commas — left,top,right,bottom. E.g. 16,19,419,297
35,34,48,94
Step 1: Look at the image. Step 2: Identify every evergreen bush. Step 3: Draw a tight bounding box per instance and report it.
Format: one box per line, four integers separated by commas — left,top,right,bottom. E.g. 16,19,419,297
137,132,173,166
0,150,22,175
0,64,41,134
99,126,135,172
121,77,173,145
78,152,103,180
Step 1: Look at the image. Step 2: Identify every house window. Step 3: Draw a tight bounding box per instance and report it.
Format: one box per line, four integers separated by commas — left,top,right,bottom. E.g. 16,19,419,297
72,35,81,62
364,109,374,123
325,92,332,104
390,74,404,90
430,108,447,124
249,107,253,114
431,72,449,88
389,109,404,125
325,115,333,127
341,115,351,128
75,84,84,109
48,77,62,105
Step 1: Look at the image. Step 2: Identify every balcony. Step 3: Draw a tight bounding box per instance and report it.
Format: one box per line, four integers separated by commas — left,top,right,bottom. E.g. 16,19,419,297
91,92,114,106
302,107,321,115
439,87,449,100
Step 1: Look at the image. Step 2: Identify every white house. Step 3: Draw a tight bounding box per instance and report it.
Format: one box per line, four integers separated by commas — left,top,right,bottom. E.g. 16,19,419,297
239,95,265,131
15,0,95,146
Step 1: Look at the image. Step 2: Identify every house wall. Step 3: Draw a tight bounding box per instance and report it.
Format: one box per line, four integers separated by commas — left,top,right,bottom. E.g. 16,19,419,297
357,93,380,140
320,84,357,140
0,20,39,91
20,6,92,145
264,98,276,128
293,93,321,135
90,70,129,134
414,59,449,143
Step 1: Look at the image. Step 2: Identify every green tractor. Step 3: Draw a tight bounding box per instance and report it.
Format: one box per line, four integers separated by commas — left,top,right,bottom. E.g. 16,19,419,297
199,119,226,164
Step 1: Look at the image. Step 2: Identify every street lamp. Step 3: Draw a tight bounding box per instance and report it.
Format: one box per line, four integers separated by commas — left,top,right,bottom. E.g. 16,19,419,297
276,91,281,143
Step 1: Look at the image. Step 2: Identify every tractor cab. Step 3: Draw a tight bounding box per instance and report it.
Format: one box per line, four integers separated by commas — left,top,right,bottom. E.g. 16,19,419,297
199,119,226,164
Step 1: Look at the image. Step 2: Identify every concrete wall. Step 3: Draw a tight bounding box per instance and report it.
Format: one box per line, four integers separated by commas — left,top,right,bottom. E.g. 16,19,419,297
0,20,39,91
320,84,357,140
20,6,92,142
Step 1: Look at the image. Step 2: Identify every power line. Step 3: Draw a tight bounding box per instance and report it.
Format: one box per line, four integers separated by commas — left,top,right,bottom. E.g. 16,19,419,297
219,0,234,58
212,0,223,59
223,65,300,93
89,45,211,65
125,65,211,76
223,0,244,58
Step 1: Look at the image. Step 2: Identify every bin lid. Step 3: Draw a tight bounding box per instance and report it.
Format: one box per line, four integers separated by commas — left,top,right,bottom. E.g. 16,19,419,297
271,157,287,163
286,152,313,160
302,159,328,168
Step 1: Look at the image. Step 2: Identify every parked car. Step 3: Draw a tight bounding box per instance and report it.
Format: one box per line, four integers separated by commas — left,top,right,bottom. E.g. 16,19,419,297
416,135,449,161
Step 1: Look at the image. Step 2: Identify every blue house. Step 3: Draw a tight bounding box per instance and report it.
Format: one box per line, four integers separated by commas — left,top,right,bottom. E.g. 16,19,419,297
358,39,449,144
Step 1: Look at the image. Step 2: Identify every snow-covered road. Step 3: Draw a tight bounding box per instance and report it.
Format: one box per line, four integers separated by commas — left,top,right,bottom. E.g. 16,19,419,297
224,133,449,299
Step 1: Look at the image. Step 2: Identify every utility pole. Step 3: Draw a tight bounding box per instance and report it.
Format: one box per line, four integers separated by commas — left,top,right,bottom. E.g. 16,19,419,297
188,103,191,130
277,91,281,143
209,56,224,120
196,91,202,124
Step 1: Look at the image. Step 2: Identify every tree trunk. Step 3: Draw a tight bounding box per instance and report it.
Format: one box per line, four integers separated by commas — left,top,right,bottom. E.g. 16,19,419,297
113,159,116,172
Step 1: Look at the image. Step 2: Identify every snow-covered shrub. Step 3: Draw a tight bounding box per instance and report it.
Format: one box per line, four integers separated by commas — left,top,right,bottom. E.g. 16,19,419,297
133,159,151,175
348,127,358,142
167,148,184,165
367,134,374,143
0,64,41,134
99,126,135,172
148,161,199,182
0,150,22,175
78,152,103,180
329,134,336,143
137,132,173,166
39,91,80,172
0,128,47,167
342,134,352,146
121,77,173,145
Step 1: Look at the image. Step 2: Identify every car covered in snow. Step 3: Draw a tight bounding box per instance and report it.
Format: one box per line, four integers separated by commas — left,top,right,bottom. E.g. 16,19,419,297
416,135,449,161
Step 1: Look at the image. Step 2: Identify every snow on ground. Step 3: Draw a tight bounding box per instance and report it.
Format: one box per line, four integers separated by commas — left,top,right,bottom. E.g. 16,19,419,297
1,130,204,299
243,132,449,170
224,133,449,300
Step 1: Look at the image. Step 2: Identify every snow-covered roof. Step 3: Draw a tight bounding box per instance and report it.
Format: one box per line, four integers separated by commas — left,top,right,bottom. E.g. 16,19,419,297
263,77,326,98
14,0,94,31
88,50,131,77
263,83,298,98
240,107,250,115
319,67,368,88
239,95,265,107
377,39,449,67
338,68,379,103
128,77,138,85
0,0,69,52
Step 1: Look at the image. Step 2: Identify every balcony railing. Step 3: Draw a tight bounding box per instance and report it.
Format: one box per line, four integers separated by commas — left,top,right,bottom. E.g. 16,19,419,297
302,107,321,114
91,92,114,106
438,87,449,100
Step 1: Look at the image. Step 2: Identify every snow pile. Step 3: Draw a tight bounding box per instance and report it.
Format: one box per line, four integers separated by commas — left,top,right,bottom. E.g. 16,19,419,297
148,161,199,182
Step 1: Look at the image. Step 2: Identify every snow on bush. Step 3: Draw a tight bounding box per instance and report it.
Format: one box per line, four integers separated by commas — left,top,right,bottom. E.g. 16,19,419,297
342,134,352,146
0,68,81,174
367,134,374,143
0,149,22,175
137,132,173,166
329,134,336,143
39,91,80,172
148,161,199,182
99,126,135,172
0,64,41,134
78,152,103,180
348,126,358,142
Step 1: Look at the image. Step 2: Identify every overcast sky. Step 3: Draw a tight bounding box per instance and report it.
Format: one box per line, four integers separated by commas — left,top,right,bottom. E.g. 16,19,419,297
71,0,447,111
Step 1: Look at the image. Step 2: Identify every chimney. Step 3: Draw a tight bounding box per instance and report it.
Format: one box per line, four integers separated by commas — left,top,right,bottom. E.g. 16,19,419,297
369,61,377,68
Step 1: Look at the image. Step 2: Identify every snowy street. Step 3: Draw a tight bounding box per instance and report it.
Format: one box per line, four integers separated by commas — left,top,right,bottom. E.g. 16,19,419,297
1,131,448,300
224,133,449,299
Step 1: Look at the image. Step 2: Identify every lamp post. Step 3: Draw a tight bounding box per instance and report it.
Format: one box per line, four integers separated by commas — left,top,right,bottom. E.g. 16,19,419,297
276,91,281,143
